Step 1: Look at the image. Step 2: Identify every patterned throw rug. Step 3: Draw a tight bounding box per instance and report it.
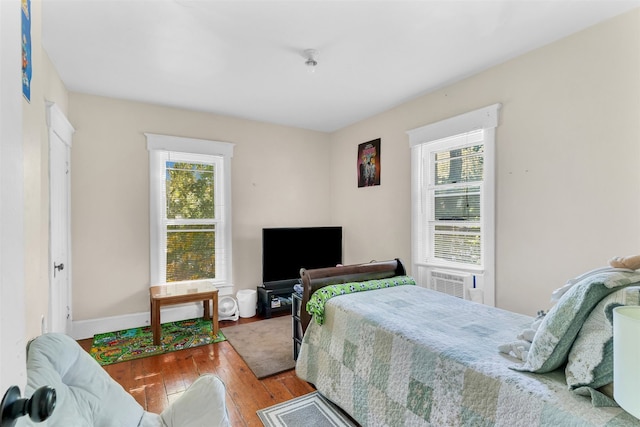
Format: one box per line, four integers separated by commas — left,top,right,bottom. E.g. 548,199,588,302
90,318,226,366
257,392,359,427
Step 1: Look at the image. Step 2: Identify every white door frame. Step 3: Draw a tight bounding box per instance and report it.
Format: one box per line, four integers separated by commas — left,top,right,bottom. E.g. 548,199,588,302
47,102,74,334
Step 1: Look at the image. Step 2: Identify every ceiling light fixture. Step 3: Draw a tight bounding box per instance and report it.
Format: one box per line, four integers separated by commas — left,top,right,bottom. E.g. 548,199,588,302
303,49,318,72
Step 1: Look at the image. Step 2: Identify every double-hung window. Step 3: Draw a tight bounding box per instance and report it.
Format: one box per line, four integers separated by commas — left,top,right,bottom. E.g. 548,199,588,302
428,131,484,266
408,104,500,306
146,134,234,290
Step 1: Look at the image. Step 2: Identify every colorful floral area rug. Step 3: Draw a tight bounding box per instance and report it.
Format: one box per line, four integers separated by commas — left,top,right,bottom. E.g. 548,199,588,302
90,318,226,366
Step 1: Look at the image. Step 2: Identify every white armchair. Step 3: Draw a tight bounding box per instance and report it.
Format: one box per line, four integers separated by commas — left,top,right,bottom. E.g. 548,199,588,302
13,333,229,427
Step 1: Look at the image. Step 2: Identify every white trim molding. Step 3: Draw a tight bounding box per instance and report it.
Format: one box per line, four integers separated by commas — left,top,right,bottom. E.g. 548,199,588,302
46,102,75,148
407,103,501,147
145,133,235,158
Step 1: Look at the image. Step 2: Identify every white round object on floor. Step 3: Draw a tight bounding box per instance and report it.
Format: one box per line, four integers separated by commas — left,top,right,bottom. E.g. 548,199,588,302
218,296,239,321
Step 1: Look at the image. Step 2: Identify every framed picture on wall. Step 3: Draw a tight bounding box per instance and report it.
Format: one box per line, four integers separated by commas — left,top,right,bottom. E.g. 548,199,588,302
357,138,381,188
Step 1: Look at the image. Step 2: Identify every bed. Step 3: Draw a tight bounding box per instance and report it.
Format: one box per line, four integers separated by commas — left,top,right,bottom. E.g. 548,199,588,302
295,259,640,426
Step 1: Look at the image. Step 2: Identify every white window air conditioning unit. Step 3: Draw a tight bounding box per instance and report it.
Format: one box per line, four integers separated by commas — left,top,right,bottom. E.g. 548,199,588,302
430,269,473,299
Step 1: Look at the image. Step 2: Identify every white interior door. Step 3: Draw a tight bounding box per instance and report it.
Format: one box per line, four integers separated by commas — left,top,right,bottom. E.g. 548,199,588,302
47,103,74,334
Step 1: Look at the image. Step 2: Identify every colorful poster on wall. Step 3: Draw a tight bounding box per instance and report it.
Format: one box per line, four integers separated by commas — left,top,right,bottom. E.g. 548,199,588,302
357,138,381,188
22,0,32,102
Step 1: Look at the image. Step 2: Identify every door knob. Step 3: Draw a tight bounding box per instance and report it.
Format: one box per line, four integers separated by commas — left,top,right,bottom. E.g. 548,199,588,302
0,385,56,427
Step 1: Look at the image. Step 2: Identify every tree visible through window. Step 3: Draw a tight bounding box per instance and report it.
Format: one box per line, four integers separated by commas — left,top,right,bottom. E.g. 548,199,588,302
165,161,216,282
146,133,233,287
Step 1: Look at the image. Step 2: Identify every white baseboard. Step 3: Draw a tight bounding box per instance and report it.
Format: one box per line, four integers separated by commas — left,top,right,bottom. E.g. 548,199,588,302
71,286,235,340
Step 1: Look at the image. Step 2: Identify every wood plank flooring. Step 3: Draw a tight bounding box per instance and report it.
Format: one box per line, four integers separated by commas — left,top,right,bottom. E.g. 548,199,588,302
78,313,315,426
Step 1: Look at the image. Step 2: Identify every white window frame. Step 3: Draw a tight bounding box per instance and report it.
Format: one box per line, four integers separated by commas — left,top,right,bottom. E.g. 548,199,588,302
146,133,234,289
407,104,500,306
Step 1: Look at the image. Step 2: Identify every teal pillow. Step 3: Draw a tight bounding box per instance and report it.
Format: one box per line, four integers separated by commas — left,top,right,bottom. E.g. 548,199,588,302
513,271,640,374
565,286,640,390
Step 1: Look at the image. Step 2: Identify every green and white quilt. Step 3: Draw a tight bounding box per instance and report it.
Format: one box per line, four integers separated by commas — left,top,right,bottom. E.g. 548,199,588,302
296,285,640,426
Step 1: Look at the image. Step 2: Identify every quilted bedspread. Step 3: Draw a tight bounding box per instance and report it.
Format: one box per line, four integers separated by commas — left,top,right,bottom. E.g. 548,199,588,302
295,286,640,426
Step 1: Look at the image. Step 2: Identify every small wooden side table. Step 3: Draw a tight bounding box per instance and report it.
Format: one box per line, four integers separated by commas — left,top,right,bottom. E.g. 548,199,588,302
150,282,219,345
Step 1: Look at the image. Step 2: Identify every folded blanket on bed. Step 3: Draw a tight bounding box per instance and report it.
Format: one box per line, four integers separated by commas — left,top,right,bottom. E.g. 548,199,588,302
306,275,416,325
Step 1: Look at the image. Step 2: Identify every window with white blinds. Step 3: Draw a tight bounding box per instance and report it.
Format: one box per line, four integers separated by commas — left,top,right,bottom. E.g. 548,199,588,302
428,131,484,266
146,134,234,287
408,104,500,273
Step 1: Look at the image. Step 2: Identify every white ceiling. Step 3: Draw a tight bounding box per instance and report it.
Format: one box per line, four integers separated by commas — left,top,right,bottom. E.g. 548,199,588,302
41,0,640,132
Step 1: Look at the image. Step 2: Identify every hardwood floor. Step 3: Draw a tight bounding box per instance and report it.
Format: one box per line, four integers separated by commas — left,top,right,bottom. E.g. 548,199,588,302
78,313,315,426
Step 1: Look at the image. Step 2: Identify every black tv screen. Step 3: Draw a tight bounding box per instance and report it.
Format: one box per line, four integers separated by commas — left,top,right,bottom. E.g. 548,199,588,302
262,226,343,284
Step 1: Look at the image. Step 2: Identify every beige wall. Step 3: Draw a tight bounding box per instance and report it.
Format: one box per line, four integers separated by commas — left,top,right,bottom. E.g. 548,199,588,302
68,94,330,321
330,9,640,315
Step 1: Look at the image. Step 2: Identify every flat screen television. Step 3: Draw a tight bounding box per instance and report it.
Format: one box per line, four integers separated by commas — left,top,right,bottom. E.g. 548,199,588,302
262,226,343,284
